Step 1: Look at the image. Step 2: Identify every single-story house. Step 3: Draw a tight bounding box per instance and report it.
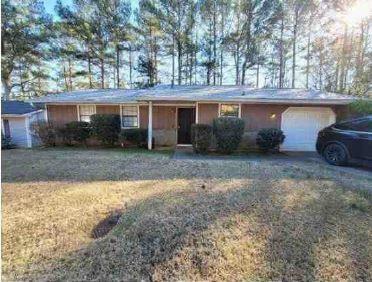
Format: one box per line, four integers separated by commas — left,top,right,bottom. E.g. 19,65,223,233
1,101,46,148
29,85,355,151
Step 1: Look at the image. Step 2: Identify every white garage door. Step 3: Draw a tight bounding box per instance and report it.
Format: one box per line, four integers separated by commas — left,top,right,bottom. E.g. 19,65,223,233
281,107,336,151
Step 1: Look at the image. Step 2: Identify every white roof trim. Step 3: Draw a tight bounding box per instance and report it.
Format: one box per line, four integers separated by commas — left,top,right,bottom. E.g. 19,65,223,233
1,109,44,117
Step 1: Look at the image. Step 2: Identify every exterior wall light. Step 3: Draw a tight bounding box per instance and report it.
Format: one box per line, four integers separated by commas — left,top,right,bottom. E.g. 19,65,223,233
270,113,276,119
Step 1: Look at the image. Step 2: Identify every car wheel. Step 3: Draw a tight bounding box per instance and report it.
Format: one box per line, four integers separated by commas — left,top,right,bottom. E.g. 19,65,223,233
323,143,348,166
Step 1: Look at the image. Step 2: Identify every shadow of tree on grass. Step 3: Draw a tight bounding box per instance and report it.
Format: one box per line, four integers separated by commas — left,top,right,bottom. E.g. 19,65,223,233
28,178,371,281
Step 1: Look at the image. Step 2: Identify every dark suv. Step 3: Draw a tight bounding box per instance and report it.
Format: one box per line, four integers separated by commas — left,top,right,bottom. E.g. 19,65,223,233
316,116,372,166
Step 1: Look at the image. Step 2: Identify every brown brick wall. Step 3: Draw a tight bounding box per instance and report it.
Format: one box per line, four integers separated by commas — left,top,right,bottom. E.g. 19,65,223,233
198,103,218,124
47,105,77,126
153,106,176,130
241,104,287,131
139,105,148,128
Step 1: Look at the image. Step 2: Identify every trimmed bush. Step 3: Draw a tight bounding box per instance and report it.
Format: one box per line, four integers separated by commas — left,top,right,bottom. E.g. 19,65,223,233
119,128,147,148
191,124,212,154
58,121,91,145
66,121,91,144
2,134,15,149
57,126,73,145
256,128,285,153
31,121,57,147
213,117,245,154
90,114,121,146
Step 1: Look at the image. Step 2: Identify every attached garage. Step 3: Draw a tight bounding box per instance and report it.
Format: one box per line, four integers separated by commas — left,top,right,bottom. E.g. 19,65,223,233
281,107,336,151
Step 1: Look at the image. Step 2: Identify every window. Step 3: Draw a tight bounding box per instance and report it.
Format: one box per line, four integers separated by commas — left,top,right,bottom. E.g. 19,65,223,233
220,104,239,117
2,119,11,138
334,118,372,133
121,105,138,128
79,105,95,122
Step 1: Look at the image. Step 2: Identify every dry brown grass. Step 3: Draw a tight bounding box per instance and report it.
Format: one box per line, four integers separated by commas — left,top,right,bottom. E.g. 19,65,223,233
2,148,372,281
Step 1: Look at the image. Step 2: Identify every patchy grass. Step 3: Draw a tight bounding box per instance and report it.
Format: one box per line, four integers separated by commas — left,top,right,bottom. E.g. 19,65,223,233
2,148,372,281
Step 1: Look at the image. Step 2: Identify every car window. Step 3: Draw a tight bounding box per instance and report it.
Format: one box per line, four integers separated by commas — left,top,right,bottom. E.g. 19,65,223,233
334,119,372,132
334,121,353,130
351,120,372,132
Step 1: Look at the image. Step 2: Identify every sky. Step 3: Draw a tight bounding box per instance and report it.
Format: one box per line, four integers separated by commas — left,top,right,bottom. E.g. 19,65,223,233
43,0,139,18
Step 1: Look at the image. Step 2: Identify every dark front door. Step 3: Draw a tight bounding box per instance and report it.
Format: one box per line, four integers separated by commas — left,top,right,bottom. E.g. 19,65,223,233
177,108,195,144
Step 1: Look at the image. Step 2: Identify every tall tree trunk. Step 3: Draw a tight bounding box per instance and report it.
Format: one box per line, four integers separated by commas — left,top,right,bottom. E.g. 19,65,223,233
241,8,252,85
219,8,225,86
256,63,259,88
88,48,93,89
129,44,132,89
100,53,105,89
177,38,182,85
344,31,354,91
194,32,198,84
63,64,69,91
2,77,11,100
305,26,311,89
279,12,284,88
292,7,299,88
68,58,73,91
213,0,217,85
116,44,120,88
235,46,240,85
356,22,365,78
172,33,175,87
339,24,348,92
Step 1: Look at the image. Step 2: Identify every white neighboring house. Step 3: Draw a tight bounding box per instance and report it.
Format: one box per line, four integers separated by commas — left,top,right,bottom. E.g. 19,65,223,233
1,101,46,148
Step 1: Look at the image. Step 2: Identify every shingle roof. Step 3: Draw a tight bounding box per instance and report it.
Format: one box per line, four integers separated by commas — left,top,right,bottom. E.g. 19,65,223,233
28,85,356,105
2,101,39,115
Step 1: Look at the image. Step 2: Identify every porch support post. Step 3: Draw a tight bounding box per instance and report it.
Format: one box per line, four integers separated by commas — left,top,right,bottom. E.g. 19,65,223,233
195,102,199,124
148,101,153,150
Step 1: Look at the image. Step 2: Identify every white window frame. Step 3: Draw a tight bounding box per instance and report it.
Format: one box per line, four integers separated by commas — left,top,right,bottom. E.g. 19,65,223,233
77,104,96,122
120,104,140,129
218,103,241,118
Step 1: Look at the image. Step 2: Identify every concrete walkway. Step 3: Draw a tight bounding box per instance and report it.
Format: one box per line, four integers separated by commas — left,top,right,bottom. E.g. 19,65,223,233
172,146,372,179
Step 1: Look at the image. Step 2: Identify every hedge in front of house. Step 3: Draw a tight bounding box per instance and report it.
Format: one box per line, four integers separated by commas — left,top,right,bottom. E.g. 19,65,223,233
256,128,285,153
2,133,15,149
191,124,212,154
58,121,91,145
119,128,147,147
31,121,57,147
213,117,245,154
90,114,121,146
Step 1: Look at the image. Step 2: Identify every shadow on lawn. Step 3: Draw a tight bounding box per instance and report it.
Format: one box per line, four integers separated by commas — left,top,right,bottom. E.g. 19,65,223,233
28,178,371,281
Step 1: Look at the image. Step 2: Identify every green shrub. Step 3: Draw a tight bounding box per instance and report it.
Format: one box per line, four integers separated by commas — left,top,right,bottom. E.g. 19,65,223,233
1,134,15,149
119,128,147,147
57,121,91,145
57,126,73,145
191,124,212,154
349,100,372,117
256,128,285,153
90,114,121,146
31,121,57,147
213,117,245,154
66,121,91,144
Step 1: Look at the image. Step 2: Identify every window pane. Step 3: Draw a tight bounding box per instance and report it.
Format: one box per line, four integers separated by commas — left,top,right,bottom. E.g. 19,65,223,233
79,105,95,115
122,116,138,128
122,105,138,116
351,120,372,132
80,115,91,123
220,104,239,117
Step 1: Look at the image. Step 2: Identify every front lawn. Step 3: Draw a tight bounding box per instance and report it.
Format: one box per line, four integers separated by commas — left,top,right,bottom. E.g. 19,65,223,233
2,148,372,281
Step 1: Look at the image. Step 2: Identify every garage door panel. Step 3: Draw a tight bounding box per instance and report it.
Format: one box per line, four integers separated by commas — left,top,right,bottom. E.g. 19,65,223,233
281,107,335,151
